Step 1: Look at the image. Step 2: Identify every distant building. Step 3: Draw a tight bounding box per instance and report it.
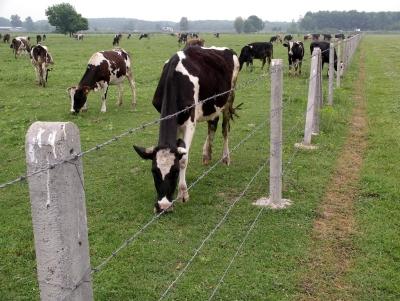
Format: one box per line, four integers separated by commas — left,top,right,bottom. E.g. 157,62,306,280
161,26,174,33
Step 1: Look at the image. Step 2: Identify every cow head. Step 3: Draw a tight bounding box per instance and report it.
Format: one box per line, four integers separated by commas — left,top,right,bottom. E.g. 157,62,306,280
67,86,90,113
238,45,253,71
133,139,187,213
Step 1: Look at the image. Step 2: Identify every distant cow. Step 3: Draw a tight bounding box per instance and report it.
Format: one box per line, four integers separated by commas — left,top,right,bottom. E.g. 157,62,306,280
304,34,312,41
30,44,54,87
67,48,137,113
335,33,345,40
178,33,188,45
239,42,273,71
42,34,46,41
310,41,341,74
113,34,122,46
214,33,220,38
283,41,304,75
10,37,31,59
127,33,131,39
183,38,205,50
284,35,293,41
36,34,42,44
133,46,240,212
323,34,332,41
139,33,149,40
3,33,10,43
73,33,84,40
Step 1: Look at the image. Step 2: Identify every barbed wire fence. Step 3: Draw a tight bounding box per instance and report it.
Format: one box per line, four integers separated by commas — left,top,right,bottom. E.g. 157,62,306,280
1,34,362,301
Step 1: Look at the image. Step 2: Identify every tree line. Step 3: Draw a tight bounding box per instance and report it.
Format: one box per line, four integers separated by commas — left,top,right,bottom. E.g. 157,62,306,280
300,11,400,31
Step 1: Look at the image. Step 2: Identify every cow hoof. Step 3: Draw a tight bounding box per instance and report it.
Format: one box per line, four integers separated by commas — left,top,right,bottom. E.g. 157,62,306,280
177,188,189,203
222,156,230,165
81,108,88,112
202,155,211,165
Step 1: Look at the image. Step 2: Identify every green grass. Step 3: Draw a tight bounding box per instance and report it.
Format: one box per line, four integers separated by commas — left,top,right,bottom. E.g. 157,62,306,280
0,33,396,300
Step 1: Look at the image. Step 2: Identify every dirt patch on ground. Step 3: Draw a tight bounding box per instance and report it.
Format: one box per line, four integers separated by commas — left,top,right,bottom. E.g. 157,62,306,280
298,48,367,300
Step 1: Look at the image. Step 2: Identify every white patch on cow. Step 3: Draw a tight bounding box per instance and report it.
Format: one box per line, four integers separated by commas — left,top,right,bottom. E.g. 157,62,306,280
156,149,175,180
231,54,240,87
158,197,173,211
288,41,294,55
88,52,107,66
68,87,76,112
176,51,200,118
48,130,57,159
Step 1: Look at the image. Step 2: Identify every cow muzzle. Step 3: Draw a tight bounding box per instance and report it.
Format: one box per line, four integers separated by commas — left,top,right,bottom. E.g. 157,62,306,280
155,197,174,213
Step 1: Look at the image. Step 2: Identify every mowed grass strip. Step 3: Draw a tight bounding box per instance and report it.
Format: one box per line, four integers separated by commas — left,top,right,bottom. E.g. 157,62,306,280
0,33,368,300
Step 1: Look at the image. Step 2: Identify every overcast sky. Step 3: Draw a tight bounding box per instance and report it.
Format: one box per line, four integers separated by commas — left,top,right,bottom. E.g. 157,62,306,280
0,0,399,22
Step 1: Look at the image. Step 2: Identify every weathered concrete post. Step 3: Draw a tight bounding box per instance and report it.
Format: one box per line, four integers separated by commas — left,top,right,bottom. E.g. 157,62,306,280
253,59,291,209
313,49,322,135
26,122,93,301
295,48,319,150
328,42,335,105
336,40,341,87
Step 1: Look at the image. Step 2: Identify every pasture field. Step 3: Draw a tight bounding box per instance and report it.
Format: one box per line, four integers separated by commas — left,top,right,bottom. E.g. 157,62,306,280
0,33,398,300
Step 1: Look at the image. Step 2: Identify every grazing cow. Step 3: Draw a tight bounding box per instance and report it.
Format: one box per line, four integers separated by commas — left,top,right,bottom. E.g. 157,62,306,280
283,41,304,75
312,33,320,41
270,35,282,43
67,48,137,113
30,44,54,87
10,37,31,59
310,41,341,74
214,33,220,38
183,38,205,50
127,33,131,39
335,33,345,40
139,33,149,40
284,34,293,41
3,33,10,43
36,34,42,44
113,34,122,46
42,34,46,41
238,42,273,71
323,34,332,41
133,46,240,212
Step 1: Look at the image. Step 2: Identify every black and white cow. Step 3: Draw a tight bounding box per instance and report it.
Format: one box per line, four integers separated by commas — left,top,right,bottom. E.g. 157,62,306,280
283,40,304,75
238,42,273,71
113,33,122,46
10,37,31,59
133,46,240,212
335,33,345,40
30,44,54,87
284,34,293,42
67,48,137,113
323,34,332,41
178,33,188,45
42,34,47,41
312,33,320,41
3,33,10,43
36,34,42,44
139,33,149,40
214,32,220,38
310,41,341,74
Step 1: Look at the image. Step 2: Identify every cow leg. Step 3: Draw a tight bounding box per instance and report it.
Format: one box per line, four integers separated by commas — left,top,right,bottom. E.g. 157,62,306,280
41,63,46,87
116,84,123,106
299,61,302,75
221,110,231,165
126,70,137,110
100,85,109,113
261,58,266,69
33,65,40,83
177,120,196,202
202,117,219,165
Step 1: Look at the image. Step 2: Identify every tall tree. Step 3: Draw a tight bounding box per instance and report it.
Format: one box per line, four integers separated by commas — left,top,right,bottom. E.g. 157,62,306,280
234,17,244,33
179,17,189,31
246,15,264,32
24,16,35,31
45,3,88,35
10,14,22,27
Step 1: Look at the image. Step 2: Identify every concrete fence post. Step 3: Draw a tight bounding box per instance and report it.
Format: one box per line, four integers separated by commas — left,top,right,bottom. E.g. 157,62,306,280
313,49,323,135
336,40,341,87
253,59,291,209
328,42,335,105
294,48,320,150
26,122,93,301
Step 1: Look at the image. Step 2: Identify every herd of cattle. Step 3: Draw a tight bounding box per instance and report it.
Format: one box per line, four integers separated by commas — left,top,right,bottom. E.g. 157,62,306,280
2,32,346,212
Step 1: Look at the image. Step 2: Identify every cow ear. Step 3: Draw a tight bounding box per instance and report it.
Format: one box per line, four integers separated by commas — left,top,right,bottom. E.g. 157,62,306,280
133,145,155,160
283,42,289,47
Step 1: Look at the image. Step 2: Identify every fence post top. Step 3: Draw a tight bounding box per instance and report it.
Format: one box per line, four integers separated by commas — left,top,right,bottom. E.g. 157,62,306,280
271,59,283,66
26,121,79,142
